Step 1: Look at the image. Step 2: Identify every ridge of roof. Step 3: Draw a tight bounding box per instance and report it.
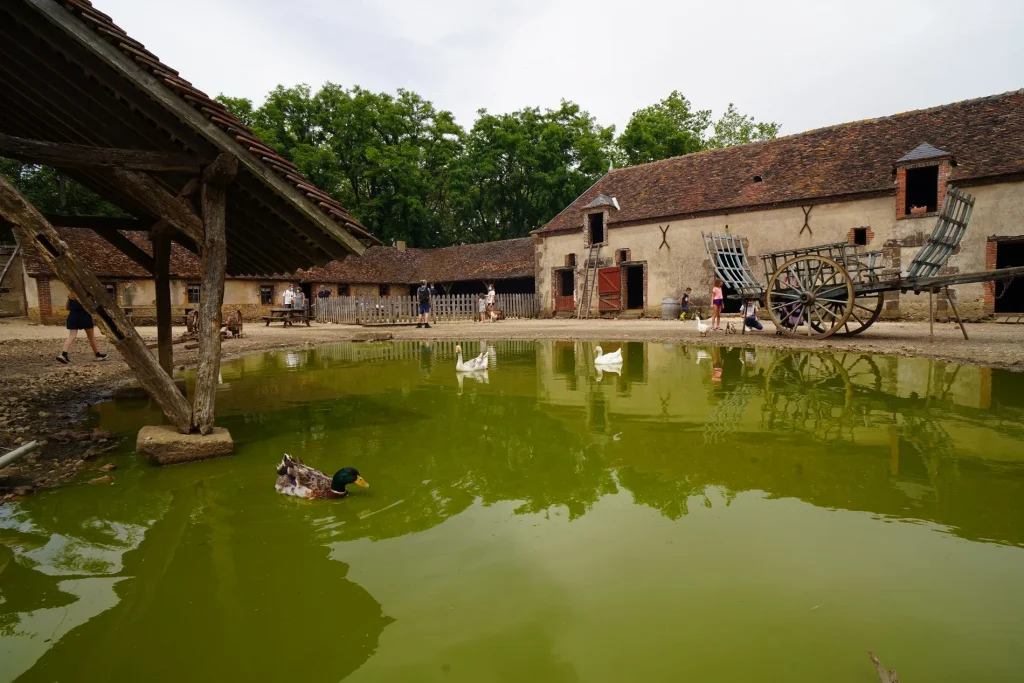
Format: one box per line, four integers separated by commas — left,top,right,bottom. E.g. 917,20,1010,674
57,0,378,245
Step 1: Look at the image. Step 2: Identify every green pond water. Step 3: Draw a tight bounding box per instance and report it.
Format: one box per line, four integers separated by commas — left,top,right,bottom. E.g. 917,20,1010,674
2,340,1024,682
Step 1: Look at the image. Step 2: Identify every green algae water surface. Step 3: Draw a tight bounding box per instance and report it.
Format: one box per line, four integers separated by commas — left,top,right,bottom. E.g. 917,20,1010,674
2,341,1024,682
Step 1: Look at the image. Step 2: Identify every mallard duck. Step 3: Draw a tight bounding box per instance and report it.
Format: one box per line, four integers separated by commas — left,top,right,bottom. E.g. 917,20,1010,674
275,455,368,499
593,346,623,365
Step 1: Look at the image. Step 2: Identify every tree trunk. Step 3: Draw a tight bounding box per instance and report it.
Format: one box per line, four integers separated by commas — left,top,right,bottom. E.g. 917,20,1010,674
191,181,228,434
0,175,193,432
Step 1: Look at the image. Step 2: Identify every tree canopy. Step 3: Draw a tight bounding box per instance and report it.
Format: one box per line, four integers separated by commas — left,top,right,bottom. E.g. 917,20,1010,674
1,87,779,249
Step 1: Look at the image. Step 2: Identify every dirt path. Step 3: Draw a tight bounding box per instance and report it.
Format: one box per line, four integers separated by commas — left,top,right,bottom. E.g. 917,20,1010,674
2,315,1023,498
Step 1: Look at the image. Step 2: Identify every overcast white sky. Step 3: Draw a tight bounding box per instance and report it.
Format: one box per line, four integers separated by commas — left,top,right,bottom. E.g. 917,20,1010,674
99,0,1024,136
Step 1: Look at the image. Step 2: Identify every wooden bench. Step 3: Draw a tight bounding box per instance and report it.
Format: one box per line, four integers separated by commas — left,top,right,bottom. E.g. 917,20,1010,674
263,307,310,327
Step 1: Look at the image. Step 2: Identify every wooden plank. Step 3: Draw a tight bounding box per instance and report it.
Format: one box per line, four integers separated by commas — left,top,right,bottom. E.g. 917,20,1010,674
0,174,193,432
102,168,205,245
0,244,21,290
44,214,147,231
153,232,173,375
0,131,206,172
26,0,368,258
90,225,155,273
191,180,228,434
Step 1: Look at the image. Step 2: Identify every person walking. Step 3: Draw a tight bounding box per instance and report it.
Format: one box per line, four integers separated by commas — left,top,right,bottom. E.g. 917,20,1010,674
679,287,692,320
711,280,724,330
55,292,107,364
416,279,432,328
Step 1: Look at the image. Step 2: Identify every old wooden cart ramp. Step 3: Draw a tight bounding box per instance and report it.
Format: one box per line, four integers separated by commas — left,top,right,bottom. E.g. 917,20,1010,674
703,188,1024,339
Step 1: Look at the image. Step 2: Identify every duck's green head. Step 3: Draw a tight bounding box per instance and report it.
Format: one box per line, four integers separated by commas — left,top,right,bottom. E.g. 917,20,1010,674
331,467,369,493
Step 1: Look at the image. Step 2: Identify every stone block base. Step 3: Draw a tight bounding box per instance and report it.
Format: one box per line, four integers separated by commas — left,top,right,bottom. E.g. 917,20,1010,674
113,378,187,401
136,425,233,465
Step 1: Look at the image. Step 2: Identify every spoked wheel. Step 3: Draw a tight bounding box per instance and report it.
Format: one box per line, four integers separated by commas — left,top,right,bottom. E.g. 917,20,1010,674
762,352,854,442
811,291,884,337
766,255,854,339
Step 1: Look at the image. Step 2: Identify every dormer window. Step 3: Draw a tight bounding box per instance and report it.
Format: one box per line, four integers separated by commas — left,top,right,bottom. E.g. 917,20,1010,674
588,213,606,245
894,143,952,220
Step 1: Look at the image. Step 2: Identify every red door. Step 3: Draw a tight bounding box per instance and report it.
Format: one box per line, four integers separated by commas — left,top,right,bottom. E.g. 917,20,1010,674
597,267,621,312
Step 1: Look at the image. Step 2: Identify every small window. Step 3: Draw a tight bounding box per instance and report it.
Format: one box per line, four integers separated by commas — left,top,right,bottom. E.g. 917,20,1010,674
378,284,388,297
565,253,577,268
337,284,349,296
187,284,201,304
853,228,868,246
259,285,274,305
588,213,605,244
102,282,116,300
616,249,630,263
905,166,939,214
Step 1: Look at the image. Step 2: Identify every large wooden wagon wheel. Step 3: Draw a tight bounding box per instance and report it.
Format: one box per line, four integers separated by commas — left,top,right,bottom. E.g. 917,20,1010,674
810,291,884,337
762,351,854,442
766,255,855,339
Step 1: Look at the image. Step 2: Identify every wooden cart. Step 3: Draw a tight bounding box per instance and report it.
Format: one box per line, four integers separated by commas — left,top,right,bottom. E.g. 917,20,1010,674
703,188,1024,339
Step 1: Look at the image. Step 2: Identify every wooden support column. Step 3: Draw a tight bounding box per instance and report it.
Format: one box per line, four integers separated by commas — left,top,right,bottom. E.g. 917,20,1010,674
0,175,193,433
153,230,174,376
192,154,237,434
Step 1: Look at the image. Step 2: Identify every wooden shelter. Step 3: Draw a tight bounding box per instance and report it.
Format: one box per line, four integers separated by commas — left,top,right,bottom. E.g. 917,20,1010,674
0,0,377,440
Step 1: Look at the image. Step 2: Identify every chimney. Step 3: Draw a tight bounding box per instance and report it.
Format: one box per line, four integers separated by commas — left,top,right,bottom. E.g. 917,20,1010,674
396,240,406,252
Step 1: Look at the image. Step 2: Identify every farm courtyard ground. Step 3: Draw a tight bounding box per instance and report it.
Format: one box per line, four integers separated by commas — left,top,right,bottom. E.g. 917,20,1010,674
1,315,1023,496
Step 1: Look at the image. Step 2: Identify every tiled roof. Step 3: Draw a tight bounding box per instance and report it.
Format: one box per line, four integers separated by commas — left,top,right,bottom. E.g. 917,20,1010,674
21,227,288,280
895,142,952,163
53,0,377,245
297,238,536,284
538,90,1024,234
584,194,618,209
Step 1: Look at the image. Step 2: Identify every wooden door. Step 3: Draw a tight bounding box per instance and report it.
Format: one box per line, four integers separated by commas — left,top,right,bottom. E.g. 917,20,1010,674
597,267,621,312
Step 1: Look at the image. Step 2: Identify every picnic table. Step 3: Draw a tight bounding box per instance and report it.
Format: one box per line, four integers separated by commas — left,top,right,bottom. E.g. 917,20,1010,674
263,307,310,327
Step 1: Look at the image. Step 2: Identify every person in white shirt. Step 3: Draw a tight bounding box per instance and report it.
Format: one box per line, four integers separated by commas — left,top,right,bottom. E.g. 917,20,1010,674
742,299,763,331
283,287,294,309
485,284,496,319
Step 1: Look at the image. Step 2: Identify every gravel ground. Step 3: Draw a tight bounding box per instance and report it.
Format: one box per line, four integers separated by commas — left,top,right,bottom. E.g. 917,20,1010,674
2,314,1023,499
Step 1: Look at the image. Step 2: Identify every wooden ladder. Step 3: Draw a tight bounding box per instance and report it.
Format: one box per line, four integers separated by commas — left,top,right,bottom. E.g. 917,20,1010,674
576,242,600,319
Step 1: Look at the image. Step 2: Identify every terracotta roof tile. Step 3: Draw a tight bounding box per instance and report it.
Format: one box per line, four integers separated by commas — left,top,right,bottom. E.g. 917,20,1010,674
539,90,1024,234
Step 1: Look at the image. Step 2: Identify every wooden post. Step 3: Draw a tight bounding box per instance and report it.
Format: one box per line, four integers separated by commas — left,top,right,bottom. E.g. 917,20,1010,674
0,175,193,432
192,154,236,434
928,288,934,341
944,286,969,341
153,230,174,376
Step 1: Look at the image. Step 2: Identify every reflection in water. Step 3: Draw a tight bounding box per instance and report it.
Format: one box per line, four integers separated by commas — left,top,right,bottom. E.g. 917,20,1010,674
2,341,1024,682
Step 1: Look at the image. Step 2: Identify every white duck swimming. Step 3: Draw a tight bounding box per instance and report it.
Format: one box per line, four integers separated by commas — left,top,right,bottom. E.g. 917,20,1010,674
695,315,710,337
455,344,488,372
593,346,623,365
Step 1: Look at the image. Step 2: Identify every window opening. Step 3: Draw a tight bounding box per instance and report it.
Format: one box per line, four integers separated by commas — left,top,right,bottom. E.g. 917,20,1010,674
187,284,201,304
260,285,274,305
588,213,605,244
378,284,388,297
905,166,939,214
853,228,868,246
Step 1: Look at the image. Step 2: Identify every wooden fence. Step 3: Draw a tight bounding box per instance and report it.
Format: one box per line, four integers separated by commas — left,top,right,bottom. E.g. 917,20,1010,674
314,293,538,324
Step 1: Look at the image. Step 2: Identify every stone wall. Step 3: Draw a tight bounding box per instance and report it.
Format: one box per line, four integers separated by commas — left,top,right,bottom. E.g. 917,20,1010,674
536,180,1024,320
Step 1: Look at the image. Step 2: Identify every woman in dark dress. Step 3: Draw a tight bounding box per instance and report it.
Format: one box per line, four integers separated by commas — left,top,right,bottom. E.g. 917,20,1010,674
56,292,107,364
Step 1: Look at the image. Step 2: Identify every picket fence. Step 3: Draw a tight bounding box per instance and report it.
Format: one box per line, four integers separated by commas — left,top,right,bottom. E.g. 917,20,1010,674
314,293,539,324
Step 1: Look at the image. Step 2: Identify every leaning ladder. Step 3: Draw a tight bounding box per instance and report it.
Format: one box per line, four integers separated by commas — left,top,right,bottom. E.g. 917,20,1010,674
576,242,600,319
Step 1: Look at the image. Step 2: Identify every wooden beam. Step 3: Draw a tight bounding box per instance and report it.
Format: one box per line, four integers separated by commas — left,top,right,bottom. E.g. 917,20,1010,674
27,0,366,257
0,132,206,173
0,174,193,433
90,225,155,273
202,153,238,187
44,214,146,231
153,232,174,375
192,180,228,434
101,168,204,245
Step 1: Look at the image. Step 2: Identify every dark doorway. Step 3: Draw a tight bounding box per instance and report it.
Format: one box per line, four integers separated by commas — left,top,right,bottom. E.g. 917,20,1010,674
995,239,1024,313
588,213,605,244
720,283,741,314
558,269,574,297
300,283,312,301
625,265,644,310
905,166,939,213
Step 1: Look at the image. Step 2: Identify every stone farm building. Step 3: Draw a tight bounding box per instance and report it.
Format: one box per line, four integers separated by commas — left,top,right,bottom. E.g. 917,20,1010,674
298,237,536,297
12,232,536,324
535,90,1024,319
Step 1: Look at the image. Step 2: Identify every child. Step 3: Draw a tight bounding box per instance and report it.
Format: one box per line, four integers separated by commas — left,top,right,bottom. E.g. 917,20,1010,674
478,294,487,322
679,287,692,320
711,280,724,330
741,299,763,331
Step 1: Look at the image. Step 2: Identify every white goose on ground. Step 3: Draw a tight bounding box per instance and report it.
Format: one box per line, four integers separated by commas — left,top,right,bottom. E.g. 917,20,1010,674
593,346,623,365
455,344,488,372
695,315,710,337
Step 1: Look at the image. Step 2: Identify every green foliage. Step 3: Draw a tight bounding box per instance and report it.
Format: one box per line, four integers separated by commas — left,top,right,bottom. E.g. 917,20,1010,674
618,91,712,165
707,103,782,149
0,157,124,220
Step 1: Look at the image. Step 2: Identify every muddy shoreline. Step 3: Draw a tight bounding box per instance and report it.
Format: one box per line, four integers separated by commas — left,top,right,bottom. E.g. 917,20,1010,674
3,316,1023,499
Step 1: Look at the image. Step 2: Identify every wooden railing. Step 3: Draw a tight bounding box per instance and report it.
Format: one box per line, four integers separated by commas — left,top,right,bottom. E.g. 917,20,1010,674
314,293,539,324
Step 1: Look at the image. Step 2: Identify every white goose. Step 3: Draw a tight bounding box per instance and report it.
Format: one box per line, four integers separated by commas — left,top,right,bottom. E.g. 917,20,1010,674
595,363,622,382
594,346,623,365
695,315,710,337
455,344,488,372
